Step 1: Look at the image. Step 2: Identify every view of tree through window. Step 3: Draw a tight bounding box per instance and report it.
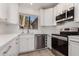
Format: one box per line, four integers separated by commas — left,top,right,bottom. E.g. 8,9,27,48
19,15,38,29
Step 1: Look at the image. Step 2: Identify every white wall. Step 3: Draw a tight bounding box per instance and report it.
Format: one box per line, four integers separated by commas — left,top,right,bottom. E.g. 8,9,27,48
40,26,59,34
0,22,19,34
57,22,79,31
19,7,40,16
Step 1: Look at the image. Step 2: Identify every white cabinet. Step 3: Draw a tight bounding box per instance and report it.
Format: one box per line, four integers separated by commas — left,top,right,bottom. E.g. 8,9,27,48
44,8,56,26
69,40,79,56
40,8,56,26
69,36,79,56
74,3,79,22
40,9,45,26
27,37,35,51
7,3,19,24
0,4,8,21
0,3,19,24
19,38,29,53
19,34,35,53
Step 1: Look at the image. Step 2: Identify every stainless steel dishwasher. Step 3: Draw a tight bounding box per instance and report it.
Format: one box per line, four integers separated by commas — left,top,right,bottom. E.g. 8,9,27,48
35,34,47,49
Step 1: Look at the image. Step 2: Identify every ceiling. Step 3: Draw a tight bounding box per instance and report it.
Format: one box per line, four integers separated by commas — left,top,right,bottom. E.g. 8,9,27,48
19,3,58,10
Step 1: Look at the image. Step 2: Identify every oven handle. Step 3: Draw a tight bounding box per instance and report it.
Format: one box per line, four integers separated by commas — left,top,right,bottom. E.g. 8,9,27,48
52,36,67,41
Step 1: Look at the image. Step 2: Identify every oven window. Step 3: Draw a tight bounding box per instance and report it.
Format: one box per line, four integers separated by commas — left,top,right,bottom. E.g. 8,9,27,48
52,37,68,55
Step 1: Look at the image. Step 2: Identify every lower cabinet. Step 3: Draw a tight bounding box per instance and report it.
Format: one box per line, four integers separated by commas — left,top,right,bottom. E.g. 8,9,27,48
0,34,35,55
19,34,35,53
0,38,18,56
69,40,79,56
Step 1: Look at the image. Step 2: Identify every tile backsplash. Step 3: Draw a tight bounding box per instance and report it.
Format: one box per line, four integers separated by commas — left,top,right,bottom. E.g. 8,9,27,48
57,21,79,31
0,22,19,34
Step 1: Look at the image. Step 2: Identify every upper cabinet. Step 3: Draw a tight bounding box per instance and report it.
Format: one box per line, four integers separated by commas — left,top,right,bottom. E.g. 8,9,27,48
40,8,56,26
0,4,8,21
40,9,45,26
40,3,79,26
7,4,19,24
44,8,56,26
74,3,79,22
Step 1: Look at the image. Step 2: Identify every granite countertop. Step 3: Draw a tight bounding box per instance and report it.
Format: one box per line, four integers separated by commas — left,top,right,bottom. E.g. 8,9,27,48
68,35,79,38
68,35,79,39
68,35,79,42
0,32,21,48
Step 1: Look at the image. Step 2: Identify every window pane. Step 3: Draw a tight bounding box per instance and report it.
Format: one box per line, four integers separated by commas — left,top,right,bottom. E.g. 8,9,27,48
19,15,38,29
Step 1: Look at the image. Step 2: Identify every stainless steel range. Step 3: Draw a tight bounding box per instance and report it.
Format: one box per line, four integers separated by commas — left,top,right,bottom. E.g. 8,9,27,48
51,27,79,56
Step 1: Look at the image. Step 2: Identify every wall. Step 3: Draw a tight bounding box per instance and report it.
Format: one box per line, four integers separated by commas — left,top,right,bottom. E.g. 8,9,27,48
40,26,59,34
19,7,40,16
0,22,19,34
57,22,79,31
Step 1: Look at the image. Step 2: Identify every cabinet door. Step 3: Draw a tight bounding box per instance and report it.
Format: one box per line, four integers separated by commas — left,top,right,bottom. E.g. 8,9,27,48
44,8,54,26
0,4,8,21
7,4,19,24
40,9,45,26
69,41,79,56
28,37,35,51
19,37,35,53
74,3,79,22
19,38,29,53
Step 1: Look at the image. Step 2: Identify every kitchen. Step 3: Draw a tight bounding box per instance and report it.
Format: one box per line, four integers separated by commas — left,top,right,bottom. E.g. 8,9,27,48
0,3,79,56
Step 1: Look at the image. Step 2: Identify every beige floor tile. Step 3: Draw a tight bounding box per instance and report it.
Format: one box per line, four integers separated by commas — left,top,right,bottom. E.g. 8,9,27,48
19,49,55,56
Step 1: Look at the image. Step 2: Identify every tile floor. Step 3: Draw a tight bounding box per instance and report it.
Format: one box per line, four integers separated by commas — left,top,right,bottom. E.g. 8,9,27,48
19,49,55,56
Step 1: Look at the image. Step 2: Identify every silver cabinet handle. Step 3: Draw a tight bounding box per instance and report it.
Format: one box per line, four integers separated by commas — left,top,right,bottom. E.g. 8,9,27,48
3,46,11,54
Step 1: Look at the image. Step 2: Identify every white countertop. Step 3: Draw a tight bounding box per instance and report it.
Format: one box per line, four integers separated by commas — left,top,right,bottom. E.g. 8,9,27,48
68,35,79,42
0,32,21,48
68,35,79,38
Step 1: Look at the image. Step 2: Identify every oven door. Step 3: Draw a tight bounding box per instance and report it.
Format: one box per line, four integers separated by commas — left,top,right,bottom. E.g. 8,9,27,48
52,35,68,56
